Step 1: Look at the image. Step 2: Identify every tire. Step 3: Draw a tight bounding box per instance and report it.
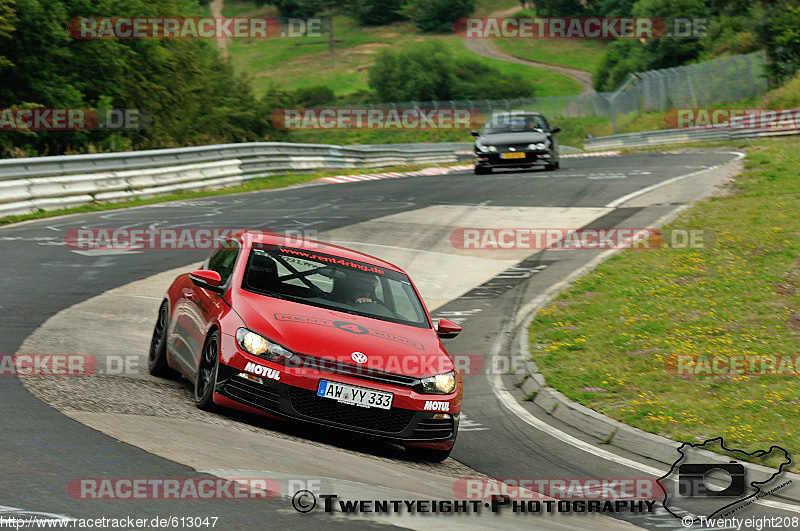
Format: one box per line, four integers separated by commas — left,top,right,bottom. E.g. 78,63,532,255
474,166,492,175
406,445,453,462
194,330,220,411
148,302,178,379
545,163,556,171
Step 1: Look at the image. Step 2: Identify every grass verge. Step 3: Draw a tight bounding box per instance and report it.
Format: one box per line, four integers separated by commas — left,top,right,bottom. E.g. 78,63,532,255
494,37,608,74
528,137,800,470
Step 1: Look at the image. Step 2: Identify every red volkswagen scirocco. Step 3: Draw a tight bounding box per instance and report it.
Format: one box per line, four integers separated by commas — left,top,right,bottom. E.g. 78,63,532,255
149,231,463,461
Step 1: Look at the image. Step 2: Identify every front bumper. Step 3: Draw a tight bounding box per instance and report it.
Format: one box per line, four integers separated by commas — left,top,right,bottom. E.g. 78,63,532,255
475,150,553,168
214,335,461,449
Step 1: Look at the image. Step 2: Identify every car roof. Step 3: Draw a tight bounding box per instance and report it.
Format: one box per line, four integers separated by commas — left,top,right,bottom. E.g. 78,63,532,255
490,111,543,119
237,231,404,273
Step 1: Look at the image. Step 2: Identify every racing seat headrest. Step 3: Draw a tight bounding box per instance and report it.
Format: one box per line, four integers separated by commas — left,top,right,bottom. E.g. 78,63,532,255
247,254,279,292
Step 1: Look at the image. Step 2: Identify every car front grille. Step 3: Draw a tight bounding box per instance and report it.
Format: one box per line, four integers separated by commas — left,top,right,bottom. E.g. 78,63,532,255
289,353,419,388
497,144,532,151
287,386,415,434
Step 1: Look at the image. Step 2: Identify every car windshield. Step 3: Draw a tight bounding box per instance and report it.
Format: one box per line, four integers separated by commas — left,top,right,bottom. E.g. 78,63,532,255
483,115,546,135
242,245,430,328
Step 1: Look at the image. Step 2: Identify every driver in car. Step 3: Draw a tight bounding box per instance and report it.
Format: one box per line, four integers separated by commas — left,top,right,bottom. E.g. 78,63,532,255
331,272,378,305
525,116,542,132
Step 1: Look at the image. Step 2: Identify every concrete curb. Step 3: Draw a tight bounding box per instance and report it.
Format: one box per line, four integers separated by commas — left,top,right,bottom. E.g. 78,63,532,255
507,156,800,505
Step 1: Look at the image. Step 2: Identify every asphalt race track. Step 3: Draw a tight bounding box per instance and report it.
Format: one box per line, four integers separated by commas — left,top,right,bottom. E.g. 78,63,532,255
3,150,798,530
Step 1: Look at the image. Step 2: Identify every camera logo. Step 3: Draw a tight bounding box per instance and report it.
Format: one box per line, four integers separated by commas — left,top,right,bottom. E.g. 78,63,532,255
678,462,745,497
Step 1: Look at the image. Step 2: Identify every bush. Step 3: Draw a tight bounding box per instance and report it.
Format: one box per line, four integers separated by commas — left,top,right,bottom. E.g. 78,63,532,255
295,85,335,106
270,0,330,17
763,71,800,109
346,0,404,25
406,0,475,33
368,41,533,101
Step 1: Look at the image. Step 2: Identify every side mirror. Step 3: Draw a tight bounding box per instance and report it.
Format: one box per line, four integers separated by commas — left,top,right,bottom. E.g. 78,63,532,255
470,130,480,138
550,126,561,133
190,270,223,293
436,318,462,339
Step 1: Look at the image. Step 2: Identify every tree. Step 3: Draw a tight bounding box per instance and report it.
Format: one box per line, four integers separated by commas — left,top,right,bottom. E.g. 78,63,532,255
0,0,288,156
368,41,533,101
592,0,706,91
347,0,404,25
755,0,800,83
0,0,16,72
406,0,476,33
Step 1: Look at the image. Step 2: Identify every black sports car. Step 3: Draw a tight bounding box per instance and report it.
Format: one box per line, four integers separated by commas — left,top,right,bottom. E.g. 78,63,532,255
472,112,561,174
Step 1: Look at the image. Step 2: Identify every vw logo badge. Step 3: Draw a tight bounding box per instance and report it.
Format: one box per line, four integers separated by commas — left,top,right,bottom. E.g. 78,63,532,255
351,352,368,364
509,147,516,151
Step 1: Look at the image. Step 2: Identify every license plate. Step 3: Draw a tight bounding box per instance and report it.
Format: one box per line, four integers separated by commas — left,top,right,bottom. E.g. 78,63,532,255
500,152,526,159
317,380,393,409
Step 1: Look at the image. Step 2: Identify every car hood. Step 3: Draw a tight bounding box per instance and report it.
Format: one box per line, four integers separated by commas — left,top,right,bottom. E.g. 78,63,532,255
478,132,549,145
233,291,451,378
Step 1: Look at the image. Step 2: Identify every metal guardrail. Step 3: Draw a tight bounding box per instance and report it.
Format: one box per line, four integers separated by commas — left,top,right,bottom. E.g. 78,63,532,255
0,142,473,217
584,121,800,150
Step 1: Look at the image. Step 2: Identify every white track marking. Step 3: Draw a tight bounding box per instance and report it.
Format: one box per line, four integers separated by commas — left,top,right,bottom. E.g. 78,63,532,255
605,152,745,208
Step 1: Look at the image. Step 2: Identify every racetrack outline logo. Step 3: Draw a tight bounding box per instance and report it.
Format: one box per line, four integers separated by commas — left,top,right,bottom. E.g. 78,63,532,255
657,437,792,524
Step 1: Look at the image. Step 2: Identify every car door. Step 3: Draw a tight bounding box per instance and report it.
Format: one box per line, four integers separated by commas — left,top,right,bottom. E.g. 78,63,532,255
172,241,240,377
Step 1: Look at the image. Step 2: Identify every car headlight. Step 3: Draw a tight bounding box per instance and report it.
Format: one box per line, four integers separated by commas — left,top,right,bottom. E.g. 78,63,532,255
487,145,497,152
418,371,457,394
528,143,546,150
236,328,292,361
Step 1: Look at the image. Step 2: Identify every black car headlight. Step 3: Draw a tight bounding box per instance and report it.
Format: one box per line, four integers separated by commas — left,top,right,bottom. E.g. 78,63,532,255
476,143,496,153
527,142,546,150
236,328,292,361
416,371,457,394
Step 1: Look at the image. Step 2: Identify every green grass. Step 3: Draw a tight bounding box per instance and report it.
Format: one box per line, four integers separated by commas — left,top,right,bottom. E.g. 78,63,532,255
440,38,581,97
527,137,800,470
474,0,519,17
223,1,582,99
0,162,461,226
494,37,608,73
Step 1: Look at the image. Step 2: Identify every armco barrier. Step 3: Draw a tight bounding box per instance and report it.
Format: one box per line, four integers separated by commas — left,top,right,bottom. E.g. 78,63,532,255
584,117,800,151
0,142,473,217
